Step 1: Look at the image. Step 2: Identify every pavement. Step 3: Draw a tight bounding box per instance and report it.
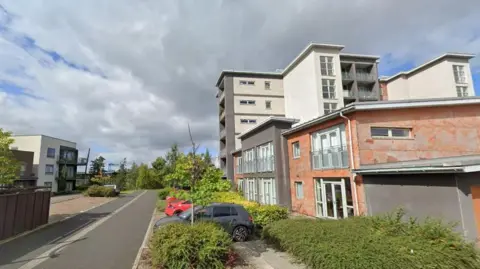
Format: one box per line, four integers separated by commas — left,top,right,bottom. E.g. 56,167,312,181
0,190,157,269
50,194,83,204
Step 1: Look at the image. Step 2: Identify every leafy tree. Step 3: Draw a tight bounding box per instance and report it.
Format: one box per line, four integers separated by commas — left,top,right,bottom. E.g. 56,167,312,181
89,156,106,176
0,129,20,185
136,164,156,189
165,143,180,174
191,166,230,206
165,154,191,188
114,158,128,190
151,156,167,187
126,162,139,189
203,149,212,166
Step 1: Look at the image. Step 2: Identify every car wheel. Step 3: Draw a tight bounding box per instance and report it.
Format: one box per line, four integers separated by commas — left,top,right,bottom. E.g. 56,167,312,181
232,226,248,242
174,211,181,216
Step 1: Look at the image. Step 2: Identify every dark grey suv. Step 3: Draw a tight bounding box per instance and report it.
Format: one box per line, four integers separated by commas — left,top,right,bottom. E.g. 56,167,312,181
154,203,254,242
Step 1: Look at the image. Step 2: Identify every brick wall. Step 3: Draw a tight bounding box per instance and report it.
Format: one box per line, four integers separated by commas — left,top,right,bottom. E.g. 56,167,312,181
380,81,388,100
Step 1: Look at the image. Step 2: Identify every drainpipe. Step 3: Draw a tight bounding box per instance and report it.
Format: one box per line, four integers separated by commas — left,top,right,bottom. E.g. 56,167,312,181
339,111,360,216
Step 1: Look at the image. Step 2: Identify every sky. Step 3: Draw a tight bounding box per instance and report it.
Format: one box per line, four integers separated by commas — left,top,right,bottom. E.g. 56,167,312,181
1,0,479,166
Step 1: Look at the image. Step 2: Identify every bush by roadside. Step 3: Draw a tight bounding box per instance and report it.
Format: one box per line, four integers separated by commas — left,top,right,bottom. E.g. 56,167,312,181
156,200,166,211
213,192,288,227
157,187,172,200
84,185,118,197
150,222,232,269
76,184,90,192
262,211,480,269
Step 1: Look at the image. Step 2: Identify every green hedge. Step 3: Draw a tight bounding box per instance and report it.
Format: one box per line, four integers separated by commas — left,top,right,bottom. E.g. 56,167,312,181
76,184,90,191
84,185,117,197
213,192,288,227
150,222,232,269
157,187,172,200
168,189,190,200
262,211,480,269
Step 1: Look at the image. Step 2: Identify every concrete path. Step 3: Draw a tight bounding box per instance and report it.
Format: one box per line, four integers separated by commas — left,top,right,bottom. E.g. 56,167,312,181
0,190,157,269
50,194,83,204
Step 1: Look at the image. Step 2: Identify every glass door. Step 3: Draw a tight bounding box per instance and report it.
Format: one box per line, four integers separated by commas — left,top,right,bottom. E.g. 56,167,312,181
316,179,348,219
314,179,323,217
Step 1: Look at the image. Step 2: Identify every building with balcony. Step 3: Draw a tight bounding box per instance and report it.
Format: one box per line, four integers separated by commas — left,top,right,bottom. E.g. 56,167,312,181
379,53,476,100
232,117,298,207
283,97,480,240
11,135,87,192
216,71,284,180
10,149,38,188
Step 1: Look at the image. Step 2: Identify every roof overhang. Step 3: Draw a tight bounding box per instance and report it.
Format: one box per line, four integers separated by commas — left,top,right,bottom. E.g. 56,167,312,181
239,116,299,140
353,165,480,175
215,70,282,87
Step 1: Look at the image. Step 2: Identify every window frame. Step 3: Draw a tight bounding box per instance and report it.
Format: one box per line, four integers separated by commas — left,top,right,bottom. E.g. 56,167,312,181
320,56,335,76
295,181,304,199
265,100,272,110
213,206,232,217
453,65,467,84
265,81,271,90
371,127,412,139
323,102,337,114
45,164,55,175
46,147,56,158
456,86,468,97
240,119,257,124
292,142,300,159
322,79,336,99
240,80,255,86
239,100,256,105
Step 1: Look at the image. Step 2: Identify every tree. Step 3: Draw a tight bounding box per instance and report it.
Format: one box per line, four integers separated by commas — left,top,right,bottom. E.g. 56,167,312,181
89,156,106,176
126,162,138,190
164,154,191,188
0,129,20,185
203,149,212,167
151,156,167,187
136,164,156,189
165,143,180,174
114,158,128,190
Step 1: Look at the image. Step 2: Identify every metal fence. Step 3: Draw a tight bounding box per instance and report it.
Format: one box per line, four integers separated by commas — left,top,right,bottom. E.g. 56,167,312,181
0,187,51,241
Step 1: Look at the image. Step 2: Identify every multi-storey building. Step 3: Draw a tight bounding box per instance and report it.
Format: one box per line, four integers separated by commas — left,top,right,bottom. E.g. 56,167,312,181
11,149,38,188
216,71,284,179
283,44,380,123
283,97,480,241
380,53,476,100
11,135,88,192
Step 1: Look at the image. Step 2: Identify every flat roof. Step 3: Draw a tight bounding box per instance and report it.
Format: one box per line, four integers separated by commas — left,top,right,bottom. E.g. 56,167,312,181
353,154,480,175
339,53,380,60
282,96,480,136
282,43,345,76
215,70,282,87
238,116,299,140
13,134,77,145
379,53,475,83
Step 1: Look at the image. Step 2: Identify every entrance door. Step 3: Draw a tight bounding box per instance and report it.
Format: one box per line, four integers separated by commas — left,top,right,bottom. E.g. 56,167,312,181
471,186,480,238
66,182,73,192
315,179,348,219
314,180,323,217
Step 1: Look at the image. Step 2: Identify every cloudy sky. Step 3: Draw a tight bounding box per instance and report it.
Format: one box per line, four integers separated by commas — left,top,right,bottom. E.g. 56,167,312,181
1,0,479,165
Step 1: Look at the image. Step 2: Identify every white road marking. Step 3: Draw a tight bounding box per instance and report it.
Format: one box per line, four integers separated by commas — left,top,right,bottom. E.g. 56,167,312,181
17,190,148,269
131,208,157,269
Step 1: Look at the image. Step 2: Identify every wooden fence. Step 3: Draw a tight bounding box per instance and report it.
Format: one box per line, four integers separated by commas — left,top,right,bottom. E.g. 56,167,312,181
0,187,51,241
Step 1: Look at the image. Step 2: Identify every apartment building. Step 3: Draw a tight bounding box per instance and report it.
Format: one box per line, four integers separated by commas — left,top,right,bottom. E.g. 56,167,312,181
380,53,476,100
232,117,298,207
11,135,88,192
11,149,38,188
283,97,480,241
216,71,284,180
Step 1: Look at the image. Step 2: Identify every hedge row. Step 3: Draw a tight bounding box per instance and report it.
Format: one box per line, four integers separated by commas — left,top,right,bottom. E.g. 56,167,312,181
213,192,288,227
83,185,118,197
150,222,232,269
262,211,480,269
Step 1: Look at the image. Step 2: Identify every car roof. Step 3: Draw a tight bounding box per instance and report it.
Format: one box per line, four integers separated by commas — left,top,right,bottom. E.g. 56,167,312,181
210,202,243,207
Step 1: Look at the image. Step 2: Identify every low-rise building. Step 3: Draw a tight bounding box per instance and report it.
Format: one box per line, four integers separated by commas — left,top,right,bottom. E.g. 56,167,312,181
11,150,38,188
232,117,298,207
11,135,88,192
283,97,480,240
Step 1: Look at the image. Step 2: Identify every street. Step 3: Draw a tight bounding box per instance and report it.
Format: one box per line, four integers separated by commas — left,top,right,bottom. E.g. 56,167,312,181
0,190,157,269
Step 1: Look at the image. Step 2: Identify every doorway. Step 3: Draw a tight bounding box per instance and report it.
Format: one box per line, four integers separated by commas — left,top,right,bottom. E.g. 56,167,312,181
314,178,349,219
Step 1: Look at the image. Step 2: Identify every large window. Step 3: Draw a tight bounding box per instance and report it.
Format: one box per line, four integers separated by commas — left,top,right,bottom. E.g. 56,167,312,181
456,86,468,97
47,148,56,158
244,178,257,201
256,142,274,172
322,79,336,99
323,102,337,115
320,56,335,76
292,142,300,159
237,179,244,192
453,65,466,83
311,125,348,169
45,164,54,175
236,157,243,174
295,182,304,199
371,127,411,138
242,149,256,173
259,178,276,205
314,178,354,219
240,80,255,85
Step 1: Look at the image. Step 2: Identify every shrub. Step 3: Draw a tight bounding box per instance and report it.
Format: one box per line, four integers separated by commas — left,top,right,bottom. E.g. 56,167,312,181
84,185,118,197
76,184,90,191
262,212,480,269
213,192,288,227
168,189,190,200
157,187,172,200
156,200,166,211
150,222,232,269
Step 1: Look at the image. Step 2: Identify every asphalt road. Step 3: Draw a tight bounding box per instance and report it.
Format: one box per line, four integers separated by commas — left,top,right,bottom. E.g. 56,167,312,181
50,194,83,204
0,190,157,269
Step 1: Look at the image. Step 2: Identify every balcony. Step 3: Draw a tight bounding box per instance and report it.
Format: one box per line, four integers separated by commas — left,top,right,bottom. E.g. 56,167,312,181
358,90,378,101
77,157,88,166
220,129,226,139
218,90,225,104
220,148,226,157
342,72,354,80
343,90,355,99
355,73,376,82
256,156,275,172
311,146,348,170
220,110,225,122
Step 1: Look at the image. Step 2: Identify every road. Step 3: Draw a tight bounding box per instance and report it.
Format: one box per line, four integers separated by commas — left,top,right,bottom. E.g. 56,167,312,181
0,190,157,269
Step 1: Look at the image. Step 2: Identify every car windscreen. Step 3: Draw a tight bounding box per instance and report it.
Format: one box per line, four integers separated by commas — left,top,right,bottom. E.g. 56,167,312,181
178,205,203,219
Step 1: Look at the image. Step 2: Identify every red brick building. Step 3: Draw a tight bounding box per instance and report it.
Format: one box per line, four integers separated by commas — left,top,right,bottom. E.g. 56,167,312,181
283,97,480,221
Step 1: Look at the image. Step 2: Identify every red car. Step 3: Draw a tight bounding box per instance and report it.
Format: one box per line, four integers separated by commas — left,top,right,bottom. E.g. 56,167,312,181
165,200,193,216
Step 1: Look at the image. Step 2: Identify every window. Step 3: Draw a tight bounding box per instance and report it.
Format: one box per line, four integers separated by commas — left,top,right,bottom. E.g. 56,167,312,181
240,119,257,124
453,65,466,83
323,102,337,114
213,206,231,217
238,179,244,191
322,79,336,99
259,178,276,205
47,148,56,158
292,142,300,159
240,80,255,85
230,207,238,216
320,56,335,76
44,182,52,188
67,167,75,178
19,162,26,177
45,164,54,175
265,100,272,109
311,125,348,169
239,100,255,105
256,142,274,172
243,149,256,173
295,182,304,199
236,157,243,174
371,127,411,138
457,86,468,97
265,81,271,90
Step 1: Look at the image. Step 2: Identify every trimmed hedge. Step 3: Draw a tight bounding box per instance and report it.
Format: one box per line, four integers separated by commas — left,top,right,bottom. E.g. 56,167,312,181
84,185,117,197
150,222,232,269
262,211,480,269
213,192,288,227
168,189,190,200
157,187,172,200
76,184,90,191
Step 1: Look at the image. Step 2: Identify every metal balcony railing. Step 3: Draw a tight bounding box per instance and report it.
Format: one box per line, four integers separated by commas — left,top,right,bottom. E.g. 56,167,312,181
358,90,377,100
342,72,353,80
355,73,376,81
343,90,354,98
218,91,225,103
311,146,349,170
77,157,88,165
256,156,275,172
220,129,226,138
220,110,225,121
220,148,226,157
